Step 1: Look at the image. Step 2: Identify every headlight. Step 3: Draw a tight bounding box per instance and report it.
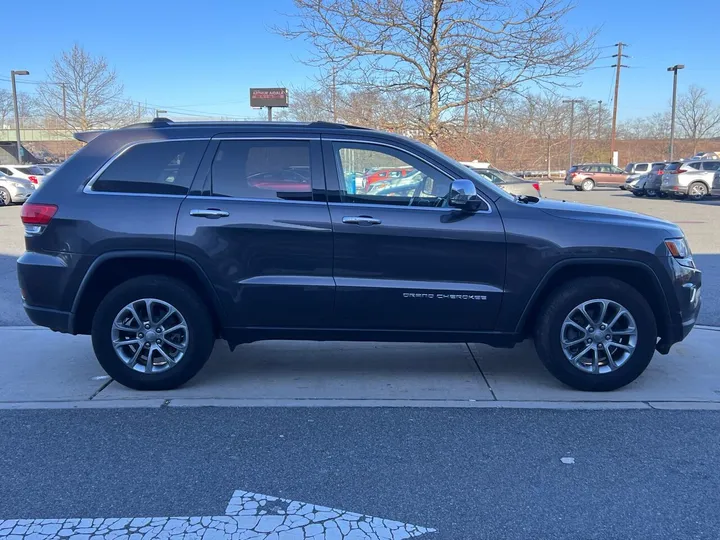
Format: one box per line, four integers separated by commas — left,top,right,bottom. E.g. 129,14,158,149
665,238,695,268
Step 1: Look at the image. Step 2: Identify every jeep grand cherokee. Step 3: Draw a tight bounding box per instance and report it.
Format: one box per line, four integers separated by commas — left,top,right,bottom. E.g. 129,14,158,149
17,120,702,392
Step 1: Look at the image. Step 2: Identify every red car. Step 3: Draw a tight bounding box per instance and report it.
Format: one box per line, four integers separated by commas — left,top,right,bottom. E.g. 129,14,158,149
364,167,415,188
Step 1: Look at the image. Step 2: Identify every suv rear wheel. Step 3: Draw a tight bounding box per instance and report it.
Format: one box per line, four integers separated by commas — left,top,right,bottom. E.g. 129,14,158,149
581,179,595,191
91,275,215,390
534,277,657,391
573,186,582,191
688,182,708,201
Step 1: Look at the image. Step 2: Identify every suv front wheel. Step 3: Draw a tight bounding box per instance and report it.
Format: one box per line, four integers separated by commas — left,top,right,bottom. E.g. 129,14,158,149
91,275,215,390
534,277,657,391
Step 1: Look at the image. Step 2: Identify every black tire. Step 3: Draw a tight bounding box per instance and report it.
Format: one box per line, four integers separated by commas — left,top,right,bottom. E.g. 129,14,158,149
534,277,657,391
581,179,594,191
574,186,582,191
0,187,11,207
91,275,215,390
645,189,658,198
631,190,644,197
688,182,708,201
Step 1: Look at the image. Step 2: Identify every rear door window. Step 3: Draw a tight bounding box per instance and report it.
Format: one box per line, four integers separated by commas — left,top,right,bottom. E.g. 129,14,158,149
211,140,313,201
92,140,208,195
634,164,648,172
701,161,720,171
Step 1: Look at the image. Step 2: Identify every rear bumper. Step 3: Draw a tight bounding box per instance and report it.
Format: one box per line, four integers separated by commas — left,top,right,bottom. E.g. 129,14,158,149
23,303,72,333
660,183,687,194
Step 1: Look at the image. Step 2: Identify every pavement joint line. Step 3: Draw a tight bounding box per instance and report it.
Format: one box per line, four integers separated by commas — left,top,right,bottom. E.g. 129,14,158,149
465,342,497,400
88,378,114,400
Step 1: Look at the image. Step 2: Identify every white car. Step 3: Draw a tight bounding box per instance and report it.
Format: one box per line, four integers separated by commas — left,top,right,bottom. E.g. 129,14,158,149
0,164,47,186
461,162,542,198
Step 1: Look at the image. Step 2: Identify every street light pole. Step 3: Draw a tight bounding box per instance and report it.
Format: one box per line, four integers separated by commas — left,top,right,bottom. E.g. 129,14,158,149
667,64,685,161
10,70,30,164
563,99,582,168
155,109,167,119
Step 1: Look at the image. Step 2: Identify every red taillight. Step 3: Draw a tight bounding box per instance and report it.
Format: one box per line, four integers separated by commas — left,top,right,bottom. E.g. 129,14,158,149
28,175,39,184
677,169,687,174
570,172,578,177
658,170,664,175
21,203,57,225
532,182,540,192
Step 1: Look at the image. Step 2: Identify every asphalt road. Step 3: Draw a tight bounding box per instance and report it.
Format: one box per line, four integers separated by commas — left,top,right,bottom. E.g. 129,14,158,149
0,184,717,326
1,406,719,539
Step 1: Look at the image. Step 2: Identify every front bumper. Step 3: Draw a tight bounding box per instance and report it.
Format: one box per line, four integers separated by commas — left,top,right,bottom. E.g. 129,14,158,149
656,258,702,354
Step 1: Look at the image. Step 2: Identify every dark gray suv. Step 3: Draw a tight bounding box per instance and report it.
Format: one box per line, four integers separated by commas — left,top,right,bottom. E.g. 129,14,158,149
17,120,702,392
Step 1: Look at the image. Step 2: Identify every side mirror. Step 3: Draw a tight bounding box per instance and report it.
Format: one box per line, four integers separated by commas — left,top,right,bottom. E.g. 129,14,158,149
449,179,483,211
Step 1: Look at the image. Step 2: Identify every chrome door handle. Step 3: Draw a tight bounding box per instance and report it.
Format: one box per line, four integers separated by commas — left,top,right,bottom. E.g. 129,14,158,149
190,209,229,219
342,216,382,225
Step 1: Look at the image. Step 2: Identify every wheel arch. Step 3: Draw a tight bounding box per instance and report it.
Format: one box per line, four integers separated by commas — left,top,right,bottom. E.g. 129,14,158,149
70,251,225,336
517,259,673,343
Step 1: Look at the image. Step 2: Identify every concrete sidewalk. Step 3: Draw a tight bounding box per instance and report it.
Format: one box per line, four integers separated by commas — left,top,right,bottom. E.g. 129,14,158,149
1,326,719,409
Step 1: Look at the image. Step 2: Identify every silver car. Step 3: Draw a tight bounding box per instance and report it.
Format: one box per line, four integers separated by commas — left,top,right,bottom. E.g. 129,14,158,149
0,173,35,206
462,163,542,198
660,160,720,200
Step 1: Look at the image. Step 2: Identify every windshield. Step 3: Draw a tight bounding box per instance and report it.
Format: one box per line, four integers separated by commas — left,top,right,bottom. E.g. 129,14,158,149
17,166,45,175
624,163,635,173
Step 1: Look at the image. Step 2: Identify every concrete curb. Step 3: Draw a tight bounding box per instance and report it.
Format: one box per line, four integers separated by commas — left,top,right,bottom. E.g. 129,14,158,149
2,398,720,411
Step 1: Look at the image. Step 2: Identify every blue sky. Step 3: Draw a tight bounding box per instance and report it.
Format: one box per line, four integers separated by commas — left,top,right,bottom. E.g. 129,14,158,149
3,0,719,121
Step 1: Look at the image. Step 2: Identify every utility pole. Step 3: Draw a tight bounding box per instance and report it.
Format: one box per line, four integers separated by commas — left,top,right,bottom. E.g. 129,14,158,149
597,101,602,139
547,134,551,179
610,42,629,164
61,83,68,160
10,70,30,164
667,64,685,161
563,99,582,168
331,68,337,123
464,55,471,133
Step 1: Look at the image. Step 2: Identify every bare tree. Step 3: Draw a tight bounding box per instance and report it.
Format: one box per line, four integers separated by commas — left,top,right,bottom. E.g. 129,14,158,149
0,89,13,128
276,0,597,147
35,44,139,131
676,85,720,154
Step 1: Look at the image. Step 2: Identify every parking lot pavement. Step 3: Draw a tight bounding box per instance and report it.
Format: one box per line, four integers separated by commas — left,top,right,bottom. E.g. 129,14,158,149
2,326,719,409
2,406,720,539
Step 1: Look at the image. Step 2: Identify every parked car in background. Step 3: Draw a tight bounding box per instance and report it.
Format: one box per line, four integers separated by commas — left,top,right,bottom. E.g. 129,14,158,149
622,162,664,190
461,162,542,198
37,164,61,176
644,162,679,197
564,163,629,191
0,165,48,186
0,172,35,206
661,160,720,200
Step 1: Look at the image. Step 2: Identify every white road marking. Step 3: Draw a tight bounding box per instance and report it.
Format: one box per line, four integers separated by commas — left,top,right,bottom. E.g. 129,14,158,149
561,457,575,464
0,489,436,539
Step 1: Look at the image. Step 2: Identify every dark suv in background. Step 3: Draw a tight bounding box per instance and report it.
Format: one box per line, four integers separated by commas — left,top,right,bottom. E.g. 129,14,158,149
18,120,701,392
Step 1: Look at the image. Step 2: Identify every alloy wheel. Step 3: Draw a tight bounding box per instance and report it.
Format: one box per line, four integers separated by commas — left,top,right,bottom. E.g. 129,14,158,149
689,183,707,200
111,298,189,373
560,299,638,375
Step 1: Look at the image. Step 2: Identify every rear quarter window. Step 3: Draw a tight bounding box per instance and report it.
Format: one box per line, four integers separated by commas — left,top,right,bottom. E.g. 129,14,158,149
634,164,648,172
91,140,208,195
